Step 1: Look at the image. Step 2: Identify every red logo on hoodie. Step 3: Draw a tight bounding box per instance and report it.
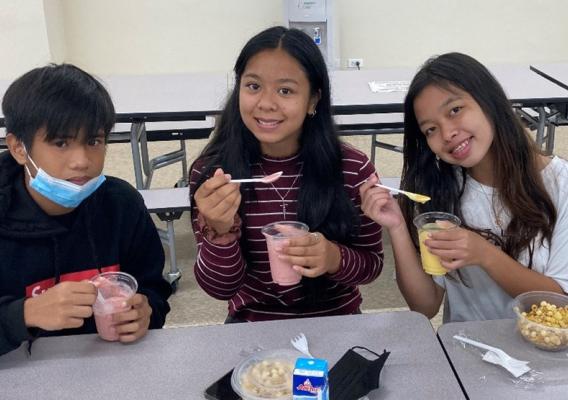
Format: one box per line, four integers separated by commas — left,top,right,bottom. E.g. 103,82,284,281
26,265,120,298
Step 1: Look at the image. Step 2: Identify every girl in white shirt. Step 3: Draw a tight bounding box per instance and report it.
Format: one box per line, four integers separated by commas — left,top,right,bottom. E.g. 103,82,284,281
360,52,568,322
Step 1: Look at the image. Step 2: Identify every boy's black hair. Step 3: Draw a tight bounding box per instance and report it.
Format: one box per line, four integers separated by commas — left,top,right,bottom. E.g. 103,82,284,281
2,63,115,149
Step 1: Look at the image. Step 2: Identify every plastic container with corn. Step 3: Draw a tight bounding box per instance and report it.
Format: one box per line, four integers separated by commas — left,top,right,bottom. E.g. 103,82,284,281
512,291,568,351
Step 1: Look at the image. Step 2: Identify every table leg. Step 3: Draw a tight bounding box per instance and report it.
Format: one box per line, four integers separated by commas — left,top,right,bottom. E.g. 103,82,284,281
129,122,146,189
371,133,377,164
535,107,546,147
546,123,556,154
157,219,182,292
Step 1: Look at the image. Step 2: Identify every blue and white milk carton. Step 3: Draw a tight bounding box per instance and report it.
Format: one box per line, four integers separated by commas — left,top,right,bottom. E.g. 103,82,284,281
292,357,329,400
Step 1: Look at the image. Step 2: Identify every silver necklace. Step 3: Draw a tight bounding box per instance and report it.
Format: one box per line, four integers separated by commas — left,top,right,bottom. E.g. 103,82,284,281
478,182,504,229
258,162,303,220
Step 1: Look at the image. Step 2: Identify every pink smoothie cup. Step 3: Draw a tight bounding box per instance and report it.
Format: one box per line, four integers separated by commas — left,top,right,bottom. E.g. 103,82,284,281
261,221,309,286
91,271,138,341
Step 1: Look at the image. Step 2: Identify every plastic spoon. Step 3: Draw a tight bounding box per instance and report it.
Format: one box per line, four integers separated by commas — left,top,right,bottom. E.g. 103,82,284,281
375,183,431,204
92,278,106,307
230,171,283,184
96,290,105,307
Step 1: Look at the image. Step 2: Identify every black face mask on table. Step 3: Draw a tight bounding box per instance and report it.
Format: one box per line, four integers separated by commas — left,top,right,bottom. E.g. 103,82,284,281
328,346,391,400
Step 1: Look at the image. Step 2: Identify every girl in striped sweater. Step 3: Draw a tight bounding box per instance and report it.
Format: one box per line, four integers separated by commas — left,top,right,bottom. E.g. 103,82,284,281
189,26,384,322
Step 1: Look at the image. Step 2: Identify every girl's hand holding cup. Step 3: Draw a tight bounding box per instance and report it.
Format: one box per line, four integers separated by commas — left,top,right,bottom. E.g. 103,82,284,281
279,230,341,278
424,226,493,272
113,293,152,343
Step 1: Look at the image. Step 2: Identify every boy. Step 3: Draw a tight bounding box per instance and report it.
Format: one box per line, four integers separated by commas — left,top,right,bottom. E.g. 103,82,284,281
0,64,172,356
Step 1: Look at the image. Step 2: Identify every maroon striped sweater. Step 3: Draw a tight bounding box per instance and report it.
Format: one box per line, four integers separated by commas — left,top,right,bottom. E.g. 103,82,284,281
189,144,384,321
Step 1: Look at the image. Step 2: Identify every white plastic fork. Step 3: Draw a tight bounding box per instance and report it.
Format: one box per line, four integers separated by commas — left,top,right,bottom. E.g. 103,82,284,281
230,171,283,183
291,333,314,358
453,335,531,378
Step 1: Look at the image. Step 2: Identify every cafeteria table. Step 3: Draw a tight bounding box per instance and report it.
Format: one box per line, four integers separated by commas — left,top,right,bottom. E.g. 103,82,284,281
438,318,568,399
0,311,466,400
2,64,568,183
531,63,568,91
330,66,568,154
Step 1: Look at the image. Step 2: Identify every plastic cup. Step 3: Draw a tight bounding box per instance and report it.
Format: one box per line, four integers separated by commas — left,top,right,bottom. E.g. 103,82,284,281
513,291,568,351
261,221,309,286
413,212,461,276
91,271,138,341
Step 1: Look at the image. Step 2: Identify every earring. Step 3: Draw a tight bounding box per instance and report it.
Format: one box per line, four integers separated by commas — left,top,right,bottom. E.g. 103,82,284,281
435,154,440,161
308,109,317,117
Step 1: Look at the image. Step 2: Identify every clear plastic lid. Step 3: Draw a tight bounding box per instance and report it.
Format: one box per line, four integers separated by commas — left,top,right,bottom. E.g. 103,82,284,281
231,349,302,400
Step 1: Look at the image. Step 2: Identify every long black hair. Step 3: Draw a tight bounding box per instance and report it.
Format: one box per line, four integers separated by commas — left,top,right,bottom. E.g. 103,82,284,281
191,26,358,243
401,52,555,267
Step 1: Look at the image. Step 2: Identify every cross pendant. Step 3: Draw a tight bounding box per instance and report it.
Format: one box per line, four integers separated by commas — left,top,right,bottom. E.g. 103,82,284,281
281,202,287,220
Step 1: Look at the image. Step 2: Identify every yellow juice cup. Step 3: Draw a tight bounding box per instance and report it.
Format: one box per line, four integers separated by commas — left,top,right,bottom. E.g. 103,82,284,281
413,212,461,276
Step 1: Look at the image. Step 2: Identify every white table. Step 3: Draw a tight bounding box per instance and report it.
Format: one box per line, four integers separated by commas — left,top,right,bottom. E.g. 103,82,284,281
110,70,409,179
329,65,568,154
331,65,568,113
531,63,568,91
0,73,226,184
438,319,568,399
0,311,466,400
490,65,568,108
530,63,568,152
105,72,229,121
492,65,568,153
3,64,567,166
103,72,229,189
331,68,414,113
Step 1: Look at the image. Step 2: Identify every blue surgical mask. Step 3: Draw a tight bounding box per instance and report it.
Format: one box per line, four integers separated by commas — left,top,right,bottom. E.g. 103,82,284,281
24,149,106,208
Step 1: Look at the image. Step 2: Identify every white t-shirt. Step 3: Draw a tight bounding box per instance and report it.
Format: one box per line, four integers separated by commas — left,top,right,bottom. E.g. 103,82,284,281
433,156,568,322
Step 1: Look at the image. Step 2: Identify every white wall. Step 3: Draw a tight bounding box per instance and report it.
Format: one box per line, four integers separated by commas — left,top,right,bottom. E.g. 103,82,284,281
43,0,66,64
0,0,567,78
60,0,283,75
336,0,568,69
0,0,52,79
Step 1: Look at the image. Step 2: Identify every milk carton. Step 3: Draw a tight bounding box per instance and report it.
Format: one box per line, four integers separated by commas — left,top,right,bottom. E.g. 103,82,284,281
292,358,329,400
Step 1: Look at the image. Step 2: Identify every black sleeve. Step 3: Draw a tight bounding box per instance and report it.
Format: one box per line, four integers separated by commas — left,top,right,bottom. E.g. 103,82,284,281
0,297,33,356
121,196,172,329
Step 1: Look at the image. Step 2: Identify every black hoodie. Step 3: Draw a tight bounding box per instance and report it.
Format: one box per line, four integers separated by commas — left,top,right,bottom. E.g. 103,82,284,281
0,151,172,356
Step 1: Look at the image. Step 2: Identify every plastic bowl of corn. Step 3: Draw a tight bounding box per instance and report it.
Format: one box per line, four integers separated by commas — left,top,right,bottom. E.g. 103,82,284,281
512,291,568,351
231,349,302,400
